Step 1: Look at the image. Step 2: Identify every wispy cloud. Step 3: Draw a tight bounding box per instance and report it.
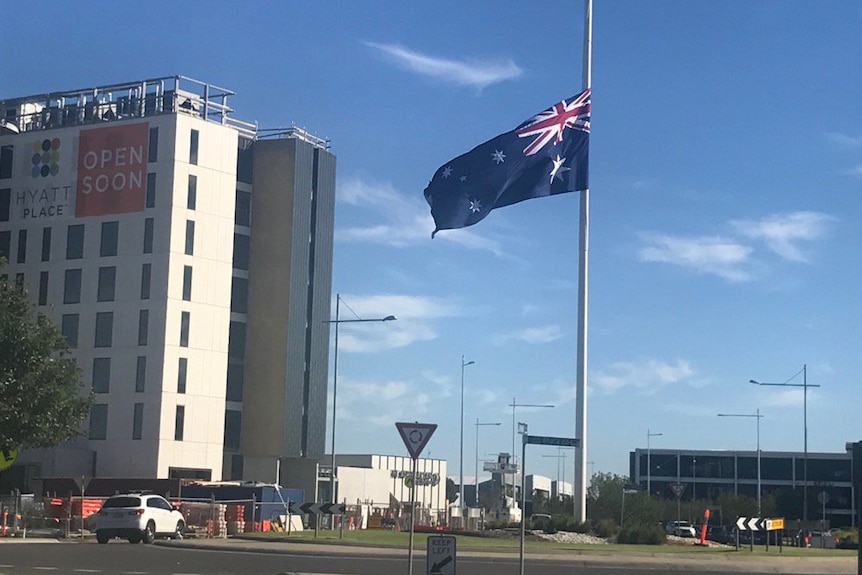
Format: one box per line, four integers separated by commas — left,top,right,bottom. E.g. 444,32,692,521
844,163,862,178
365,42,522,90
638,233,754,282
337,377,431,425
593,359,696,394
731,211,835,262
494,324,564,345
334,293,463,353
825,131,862,148
336,176,503,254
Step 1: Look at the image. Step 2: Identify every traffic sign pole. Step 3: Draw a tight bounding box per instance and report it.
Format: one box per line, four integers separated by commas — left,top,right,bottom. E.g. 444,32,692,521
408,455,417,575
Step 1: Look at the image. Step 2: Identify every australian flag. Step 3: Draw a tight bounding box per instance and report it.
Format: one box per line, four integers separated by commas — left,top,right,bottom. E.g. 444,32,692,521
424,89,590,237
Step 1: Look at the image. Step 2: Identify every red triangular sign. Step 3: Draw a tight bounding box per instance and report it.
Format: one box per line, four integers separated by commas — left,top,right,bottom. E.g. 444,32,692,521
396,422,437,459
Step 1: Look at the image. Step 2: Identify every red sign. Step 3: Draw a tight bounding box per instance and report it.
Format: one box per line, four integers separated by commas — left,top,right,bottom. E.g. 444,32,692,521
76,123,148,217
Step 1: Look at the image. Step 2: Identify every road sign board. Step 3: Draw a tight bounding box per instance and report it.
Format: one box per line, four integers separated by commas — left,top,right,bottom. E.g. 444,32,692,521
426,535,456,575
735,516,765,531
0,447,17,471
525,435,579,447
396,422,437,459
288,502,345,515
765,518,784,531
669,483,686,499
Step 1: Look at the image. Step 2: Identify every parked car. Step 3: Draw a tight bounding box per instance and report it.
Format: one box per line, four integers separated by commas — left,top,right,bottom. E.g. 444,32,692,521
94,493,185,544
704,525,734,544
665,520,697,537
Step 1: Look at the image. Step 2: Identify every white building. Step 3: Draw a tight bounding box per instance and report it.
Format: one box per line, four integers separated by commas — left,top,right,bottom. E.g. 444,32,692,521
0,76,335,488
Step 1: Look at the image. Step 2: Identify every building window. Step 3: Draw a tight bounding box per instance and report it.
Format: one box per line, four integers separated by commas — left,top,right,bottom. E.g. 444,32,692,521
97,266,116,302
189,129,199,165
143,218,154,253
179,311,190,347
135,356,146,392
230,277,248,314
0,146,12,179
223,410,241,449
38,271,49,306
61,314,79,348
146,173,156,208
66,224,84,259
100,221,118,257
141,263,151,300
14,273,23,290
228,321,246,360
232,234,249,270
88,404,108,440
16,229,27,263
184,220,195,255
182,265,192,301
133,403,144,440
63,268,82,304
0,188,10,221
138,309,149,346
41,227,51,261
226,363,243,402
235,190,251,227
92,357,111,393
148,127,159,163
174,405,185,441
94,312,113,348
187,175,197,210
177,357,187,394
0,230,10,261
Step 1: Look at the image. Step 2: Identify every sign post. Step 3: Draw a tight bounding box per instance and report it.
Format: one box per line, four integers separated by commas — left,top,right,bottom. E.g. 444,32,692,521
396,422,437,575
426,535,456,575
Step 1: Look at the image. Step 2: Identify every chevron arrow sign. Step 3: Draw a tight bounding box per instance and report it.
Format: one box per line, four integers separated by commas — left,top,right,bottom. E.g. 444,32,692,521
289,502,345,515
735,516,763,531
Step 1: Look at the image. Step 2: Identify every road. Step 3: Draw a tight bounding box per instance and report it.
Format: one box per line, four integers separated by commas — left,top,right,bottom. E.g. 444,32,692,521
0,540,855,575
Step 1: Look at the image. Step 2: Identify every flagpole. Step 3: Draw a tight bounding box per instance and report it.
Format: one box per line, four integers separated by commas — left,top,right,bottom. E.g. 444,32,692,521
574,0,592,524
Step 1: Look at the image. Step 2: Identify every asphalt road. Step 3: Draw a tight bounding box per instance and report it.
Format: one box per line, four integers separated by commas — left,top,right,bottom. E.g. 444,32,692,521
0,540,855,575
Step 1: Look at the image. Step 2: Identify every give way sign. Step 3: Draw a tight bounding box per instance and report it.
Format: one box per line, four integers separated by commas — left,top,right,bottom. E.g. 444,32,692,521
396,422,437,460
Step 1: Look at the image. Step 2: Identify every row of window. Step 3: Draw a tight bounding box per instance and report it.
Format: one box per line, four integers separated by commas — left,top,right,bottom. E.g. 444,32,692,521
88,402,185,442
89,354,189,395
60,308,188,349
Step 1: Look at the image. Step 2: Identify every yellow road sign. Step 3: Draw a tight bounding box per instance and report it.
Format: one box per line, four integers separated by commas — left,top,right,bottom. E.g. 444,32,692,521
766,517,784,531
0,447,18,471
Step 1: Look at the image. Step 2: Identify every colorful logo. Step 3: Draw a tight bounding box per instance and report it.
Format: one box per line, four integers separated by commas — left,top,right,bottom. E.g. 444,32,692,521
32,138,61,178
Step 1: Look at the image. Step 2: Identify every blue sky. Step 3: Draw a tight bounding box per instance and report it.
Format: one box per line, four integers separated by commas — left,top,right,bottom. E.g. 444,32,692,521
3,1,861,484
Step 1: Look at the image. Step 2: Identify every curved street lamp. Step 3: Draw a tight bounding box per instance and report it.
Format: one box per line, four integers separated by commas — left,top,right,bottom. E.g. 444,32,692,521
718,409,764,516
646,429,663,496
459,356,475,519
324,294,396,509
750,364,818,521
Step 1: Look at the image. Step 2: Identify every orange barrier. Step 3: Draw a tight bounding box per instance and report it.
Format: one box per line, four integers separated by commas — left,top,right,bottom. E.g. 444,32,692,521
698,509,710,545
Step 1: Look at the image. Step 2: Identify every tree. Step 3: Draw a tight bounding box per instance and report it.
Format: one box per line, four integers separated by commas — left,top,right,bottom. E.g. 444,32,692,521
446,477,458,503
0,266,91,452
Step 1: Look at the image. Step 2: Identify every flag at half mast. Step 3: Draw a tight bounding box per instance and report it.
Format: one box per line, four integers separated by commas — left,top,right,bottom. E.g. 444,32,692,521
424,89,590,237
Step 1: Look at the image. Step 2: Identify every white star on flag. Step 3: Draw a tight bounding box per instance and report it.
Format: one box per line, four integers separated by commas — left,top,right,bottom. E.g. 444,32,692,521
491,150,506,164
550,155,570,183
469,199,482,213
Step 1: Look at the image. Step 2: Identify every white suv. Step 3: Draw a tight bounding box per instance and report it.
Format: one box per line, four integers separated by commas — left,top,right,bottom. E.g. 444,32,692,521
665,520,697,537
95,493,185,544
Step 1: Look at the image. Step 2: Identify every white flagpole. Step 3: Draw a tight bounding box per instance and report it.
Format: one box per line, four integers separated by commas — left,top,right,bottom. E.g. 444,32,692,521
574,0,592,524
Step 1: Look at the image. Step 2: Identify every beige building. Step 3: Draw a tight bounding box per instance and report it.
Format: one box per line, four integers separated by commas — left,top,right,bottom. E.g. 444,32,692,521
0,76,335,488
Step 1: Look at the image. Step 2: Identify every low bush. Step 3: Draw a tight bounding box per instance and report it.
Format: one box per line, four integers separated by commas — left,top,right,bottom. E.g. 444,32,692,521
616,523,667,545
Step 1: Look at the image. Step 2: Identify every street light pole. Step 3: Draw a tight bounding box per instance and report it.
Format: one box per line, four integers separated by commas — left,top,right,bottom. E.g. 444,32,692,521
509,399,554,514
647,429,663,496
751,364,818,522
460,356,475,522
718,409,764,516
475,420,501,510
325,294,396,511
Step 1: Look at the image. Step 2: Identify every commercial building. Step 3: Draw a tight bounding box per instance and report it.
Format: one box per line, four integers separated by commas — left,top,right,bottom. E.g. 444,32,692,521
0,76,335,490
629,446,856,527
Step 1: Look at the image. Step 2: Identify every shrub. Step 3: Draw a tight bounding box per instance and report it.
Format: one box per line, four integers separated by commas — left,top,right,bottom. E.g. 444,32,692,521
617,523,667,545
594,518,619,539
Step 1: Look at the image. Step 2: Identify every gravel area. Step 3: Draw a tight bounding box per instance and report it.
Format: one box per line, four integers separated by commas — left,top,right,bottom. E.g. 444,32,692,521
530,530,608,545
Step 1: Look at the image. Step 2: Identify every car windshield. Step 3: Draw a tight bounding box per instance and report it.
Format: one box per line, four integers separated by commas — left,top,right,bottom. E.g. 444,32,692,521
102,496,141,508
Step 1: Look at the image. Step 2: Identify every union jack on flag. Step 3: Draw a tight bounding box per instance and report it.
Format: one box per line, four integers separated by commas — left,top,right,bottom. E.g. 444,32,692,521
517,89,590,156
424,89,590,237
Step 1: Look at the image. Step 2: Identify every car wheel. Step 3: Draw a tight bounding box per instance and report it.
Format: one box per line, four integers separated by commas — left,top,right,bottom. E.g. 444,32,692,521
173,521,185,540
128,533,141,544
96,531,110,544
142,521,156,544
